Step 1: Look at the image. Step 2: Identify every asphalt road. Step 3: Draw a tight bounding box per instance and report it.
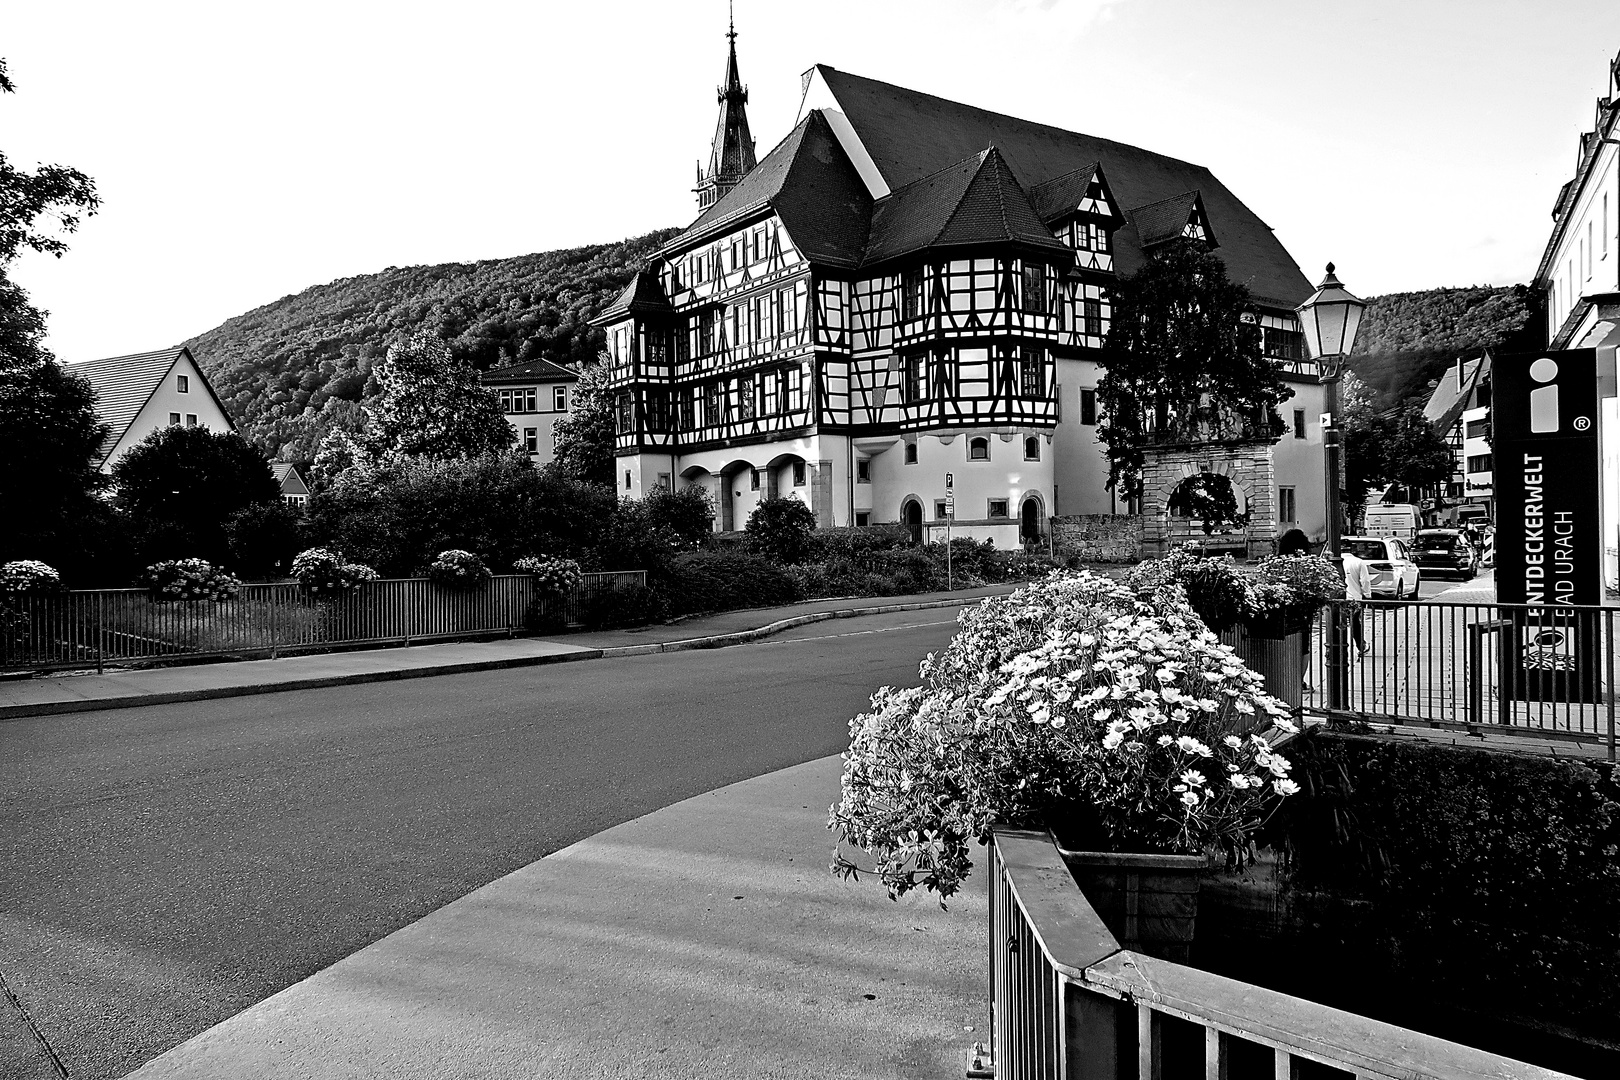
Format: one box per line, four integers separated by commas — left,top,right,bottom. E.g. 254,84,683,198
0,607,970,1080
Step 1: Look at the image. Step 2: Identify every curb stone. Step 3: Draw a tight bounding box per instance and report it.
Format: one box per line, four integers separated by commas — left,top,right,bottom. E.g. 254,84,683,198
0,596,990,721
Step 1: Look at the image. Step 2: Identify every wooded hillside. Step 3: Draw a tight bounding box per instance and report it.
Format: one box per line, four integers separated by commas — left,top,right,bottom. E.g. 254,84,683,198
183,228,678,462
1347,284,1536,406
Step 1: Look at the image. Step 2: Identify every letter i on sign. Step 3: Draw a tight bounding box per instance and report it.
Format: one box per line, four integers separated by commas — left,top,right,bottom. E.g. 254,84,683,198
1529,357,1559,433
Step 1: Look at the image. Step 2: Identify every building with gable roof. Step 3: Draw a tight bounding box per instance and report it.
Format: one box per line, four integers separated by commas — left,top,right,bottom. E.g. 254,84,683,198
1418,354,1494,525
593,33,1327,552
479,358,578,465
65,346,236,472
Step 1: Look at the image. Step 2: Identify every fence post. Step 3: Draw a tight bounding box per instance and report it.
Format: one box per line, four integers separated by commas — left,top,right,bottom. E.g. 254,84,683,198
96,591,104,675
1608,608,1616,764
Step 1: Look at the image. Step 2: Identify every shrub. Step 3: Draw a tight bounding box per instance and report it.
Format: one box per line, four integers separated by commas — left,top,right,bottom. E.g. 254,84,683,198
643,486,715,549
291,547,378,596
0,560,62,594
657,550,801,617
514,555,583,595
588,498,682,575
142,558,242,602
830,571,1297,900
812,524,910,562
225,500,305,579
744,496,818,564
429,549,490,590
580,582,668,629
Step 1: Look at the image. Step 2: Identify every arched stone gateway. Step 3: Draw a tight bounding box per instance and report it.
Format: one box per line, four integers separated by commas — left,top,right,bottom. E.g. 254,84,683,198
1139,442,1278,558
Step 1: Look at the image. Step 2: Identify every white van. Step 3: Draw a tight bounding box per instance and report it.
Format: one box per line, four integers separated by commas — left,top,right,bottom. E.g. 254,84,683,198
1362,504,1421,541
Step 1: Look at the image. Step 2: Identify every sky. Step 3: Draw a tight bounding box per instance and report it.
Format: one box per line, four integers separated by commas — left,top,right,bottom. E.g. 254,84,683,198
6,0,1620,362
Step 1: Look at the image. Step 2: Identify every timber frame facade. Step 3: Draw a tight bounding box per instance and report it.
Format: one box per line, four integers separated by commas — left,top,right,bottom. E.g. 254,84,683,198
593,39,1327,550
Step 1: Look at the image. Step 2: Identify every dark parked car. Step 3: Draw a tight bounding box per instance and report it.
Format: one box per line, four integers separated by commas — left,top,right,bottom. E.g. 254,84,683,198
1413,529,1477,580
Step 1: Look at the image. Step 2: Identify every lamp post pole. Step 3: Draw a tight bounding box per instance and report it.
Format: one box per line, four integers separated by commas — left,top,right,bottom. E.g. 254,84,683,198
1296,262,1365,717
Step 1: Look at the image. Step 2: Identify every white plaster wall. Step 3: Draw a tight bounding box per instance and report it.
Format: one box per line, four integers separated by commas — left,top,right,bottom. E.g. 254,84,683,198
1271,380,1326,541
105,354,235,469
869,430,1053,532
1050,357,1113,516
1547,143,1618,334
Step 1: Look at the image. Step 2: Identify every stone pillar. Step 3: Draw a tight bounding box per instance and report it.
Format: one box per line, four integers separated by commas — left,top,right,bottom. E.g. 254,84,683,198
809,459,835,528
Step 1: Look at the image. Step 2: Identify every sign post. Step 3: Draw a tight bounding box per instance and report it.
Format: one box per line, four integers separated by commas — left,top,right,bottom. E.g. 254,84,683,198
1492,349,1603,706
945,472,954,591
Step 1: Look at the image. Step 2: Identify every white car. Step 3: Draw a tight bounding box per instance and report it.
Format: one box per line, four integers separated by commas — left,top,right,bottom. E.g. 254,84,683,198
1341,536,1422,600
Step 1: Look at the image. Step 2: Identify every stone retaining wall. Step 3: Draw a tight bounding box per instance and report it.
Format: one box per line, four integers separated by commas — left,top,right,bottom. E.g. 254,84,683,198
1050,514,1142,563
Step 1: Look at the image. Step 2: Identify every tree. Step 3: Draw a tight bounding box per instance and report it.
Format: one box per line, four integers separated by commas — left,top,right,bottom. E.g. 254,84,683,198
1096,239,1291,500
745,497,818,564
549,359,616,487
224,500,305,579
111,426,281,566
1341,372,1456,522
644,485,714,548
0,58,107,578
358,329,513,463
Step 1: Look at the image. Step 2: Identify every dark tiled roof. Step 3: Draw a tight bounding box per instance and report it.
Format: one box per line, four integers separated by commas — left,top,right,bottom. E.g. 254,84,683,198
1421,354,1489,432
1128,192,1203,248
1027,162,1099,223
813,66,1311,308
65,346,223,464
863,147,1072,267
592,269,671,325
481,358,578,384
666,111,871,268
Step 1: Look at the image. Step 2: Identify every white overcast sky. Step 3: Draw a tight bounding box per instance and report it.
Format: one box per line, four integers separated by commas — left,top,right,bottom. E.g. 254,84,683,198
7,0,1620,362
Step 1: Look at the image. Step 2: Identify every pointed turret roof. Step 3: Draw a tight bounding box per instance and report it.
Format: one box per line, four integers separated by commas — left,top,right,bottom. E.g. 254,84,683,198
694,17,757,210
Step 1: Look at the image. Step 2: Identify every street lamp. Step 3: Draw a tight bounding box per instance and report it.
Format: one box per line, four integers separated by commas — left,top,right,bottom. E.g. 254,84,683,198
1296,263,1365,710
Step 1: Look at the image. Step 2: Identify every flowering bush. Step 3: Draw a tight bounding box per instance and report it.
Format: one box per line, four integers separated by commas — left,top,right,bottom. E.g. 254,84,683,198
0,560,62,594
513,555,583,596
428,549,490,590
291,547,379,596
829,571,1298,900
142,559,241,602
1243,552,1344,621
1126,544,1343,631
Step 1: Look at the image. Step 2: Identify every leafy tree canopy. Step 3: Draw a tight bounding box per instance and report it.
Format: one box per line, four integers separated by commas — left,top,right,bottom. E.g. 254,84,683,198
1096,239,1291,499
549,359,616,487
358,329,513,462
1347,284,1534,408
745,496,819,563
182,228,678,462
111,426,280,566
1340,372,1457,521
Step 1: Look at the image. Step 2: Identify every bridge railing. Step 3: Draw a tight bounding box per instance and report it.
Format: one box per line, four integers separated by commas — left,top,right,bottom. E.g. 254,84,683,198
987,828,1575,1080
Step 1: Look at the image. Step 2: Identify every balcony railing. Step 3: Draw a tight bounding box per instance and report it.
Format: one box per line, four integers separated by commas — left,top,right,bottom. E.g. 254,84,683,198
987,828,1575,1079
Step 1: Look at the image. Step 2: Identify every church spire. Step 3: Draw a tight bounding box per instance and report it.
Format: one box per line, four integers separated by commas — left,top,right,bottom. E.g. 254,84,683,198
694,6,757,211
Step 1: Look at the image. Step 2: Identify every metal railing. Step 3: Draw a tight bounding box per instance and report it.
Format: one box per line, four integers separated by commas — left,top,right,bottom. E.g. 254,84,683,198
0,571,647,673
987,828,1575,1080
1303,598,1618,756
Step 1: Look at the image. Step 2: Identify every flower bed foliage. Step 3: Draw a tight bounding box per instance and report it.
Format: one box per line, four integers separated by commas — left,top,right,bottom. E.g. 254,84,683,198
1264,730,1620,1036
655,551,801,618
1,560,62,594
1127,545,1343,632
142,559,241,602
513,555,583,595
291,547,379,596
428,549,490,590
830,571,1298,900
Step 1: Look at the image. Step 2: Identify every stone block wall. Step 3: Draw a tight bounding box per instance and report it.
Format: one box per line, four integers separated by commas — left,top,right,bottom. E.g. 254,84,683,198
1140,442,1279,559
1051,514,1142,563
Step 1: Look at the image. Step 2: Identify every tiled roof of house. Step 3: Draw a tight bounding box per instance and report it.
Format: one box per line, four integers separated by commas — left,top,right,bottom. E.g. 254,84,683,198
1027,162,1101,223
664,110,872,268
480,358,577,384
65,346,224,465
270,461,309,495
862,147,1072,267
1420,354,1489,433
1127,191,1211,249
593,269,672,325
811,67,1311,308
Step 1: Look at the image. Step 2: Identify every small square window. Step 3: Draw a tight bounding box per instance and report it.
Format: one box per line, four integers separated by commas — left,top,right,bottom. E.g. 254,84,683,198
169,412,181,425
185,414,197,426
792,461,806,486
1293,409,1306,439
856,458,871,483
988,499,1010,518
935,500,949,520
177,374,189,393
904,441,918,464
968,437,989,461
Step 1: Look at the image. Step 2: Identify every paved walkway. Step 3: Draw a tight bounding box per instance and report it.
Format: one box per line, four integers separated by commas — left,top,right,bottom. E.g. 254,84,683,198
121,755,989,1080
0,586,1014,720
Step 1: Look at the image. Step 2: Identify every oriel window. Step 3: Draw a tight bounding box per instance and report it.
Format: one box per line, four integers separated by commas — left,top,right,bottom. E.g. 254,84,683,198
1021,264,1046,314
904,350,927,403
902,268,924,320
1019,347,1044,397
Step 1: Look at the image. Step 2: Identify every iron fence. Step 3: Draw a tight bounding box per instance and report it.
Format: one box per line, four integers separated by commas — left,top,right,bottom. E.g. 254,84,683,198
1302,598,1618,756
986,828,1576,1079
0,571,647,673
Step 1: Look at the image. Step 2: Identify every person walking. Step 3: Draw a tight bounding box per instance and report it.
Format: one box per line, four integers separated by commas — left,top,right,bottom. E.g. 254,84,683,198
1341,547,1372,657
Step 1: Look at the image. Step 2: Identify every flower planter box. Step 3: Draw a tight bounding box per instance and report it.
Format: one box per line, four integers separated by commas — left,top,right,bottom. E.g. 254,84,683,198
1221,616,1313,714
1050,836,1206,962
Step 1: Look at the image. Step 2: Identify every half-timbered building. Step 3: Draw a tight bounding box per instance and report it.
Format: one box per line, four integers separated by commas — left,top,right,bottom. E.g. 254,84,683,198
593,38,1326,552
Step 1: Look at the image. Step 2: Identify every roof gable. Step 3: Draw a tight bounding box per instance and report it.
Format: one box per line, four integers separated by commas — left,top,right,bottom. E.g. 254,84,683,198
1027,162,1117,224
1127,190,1217,250
811,66,1310,307
66,346,233,465
481,357,578,384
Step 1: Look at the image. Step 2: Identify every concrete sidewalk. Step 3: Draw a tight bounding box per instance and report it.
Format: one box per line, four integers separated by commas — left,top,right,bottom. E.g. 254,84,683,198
0,586,1012,720
123,755,989,1080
